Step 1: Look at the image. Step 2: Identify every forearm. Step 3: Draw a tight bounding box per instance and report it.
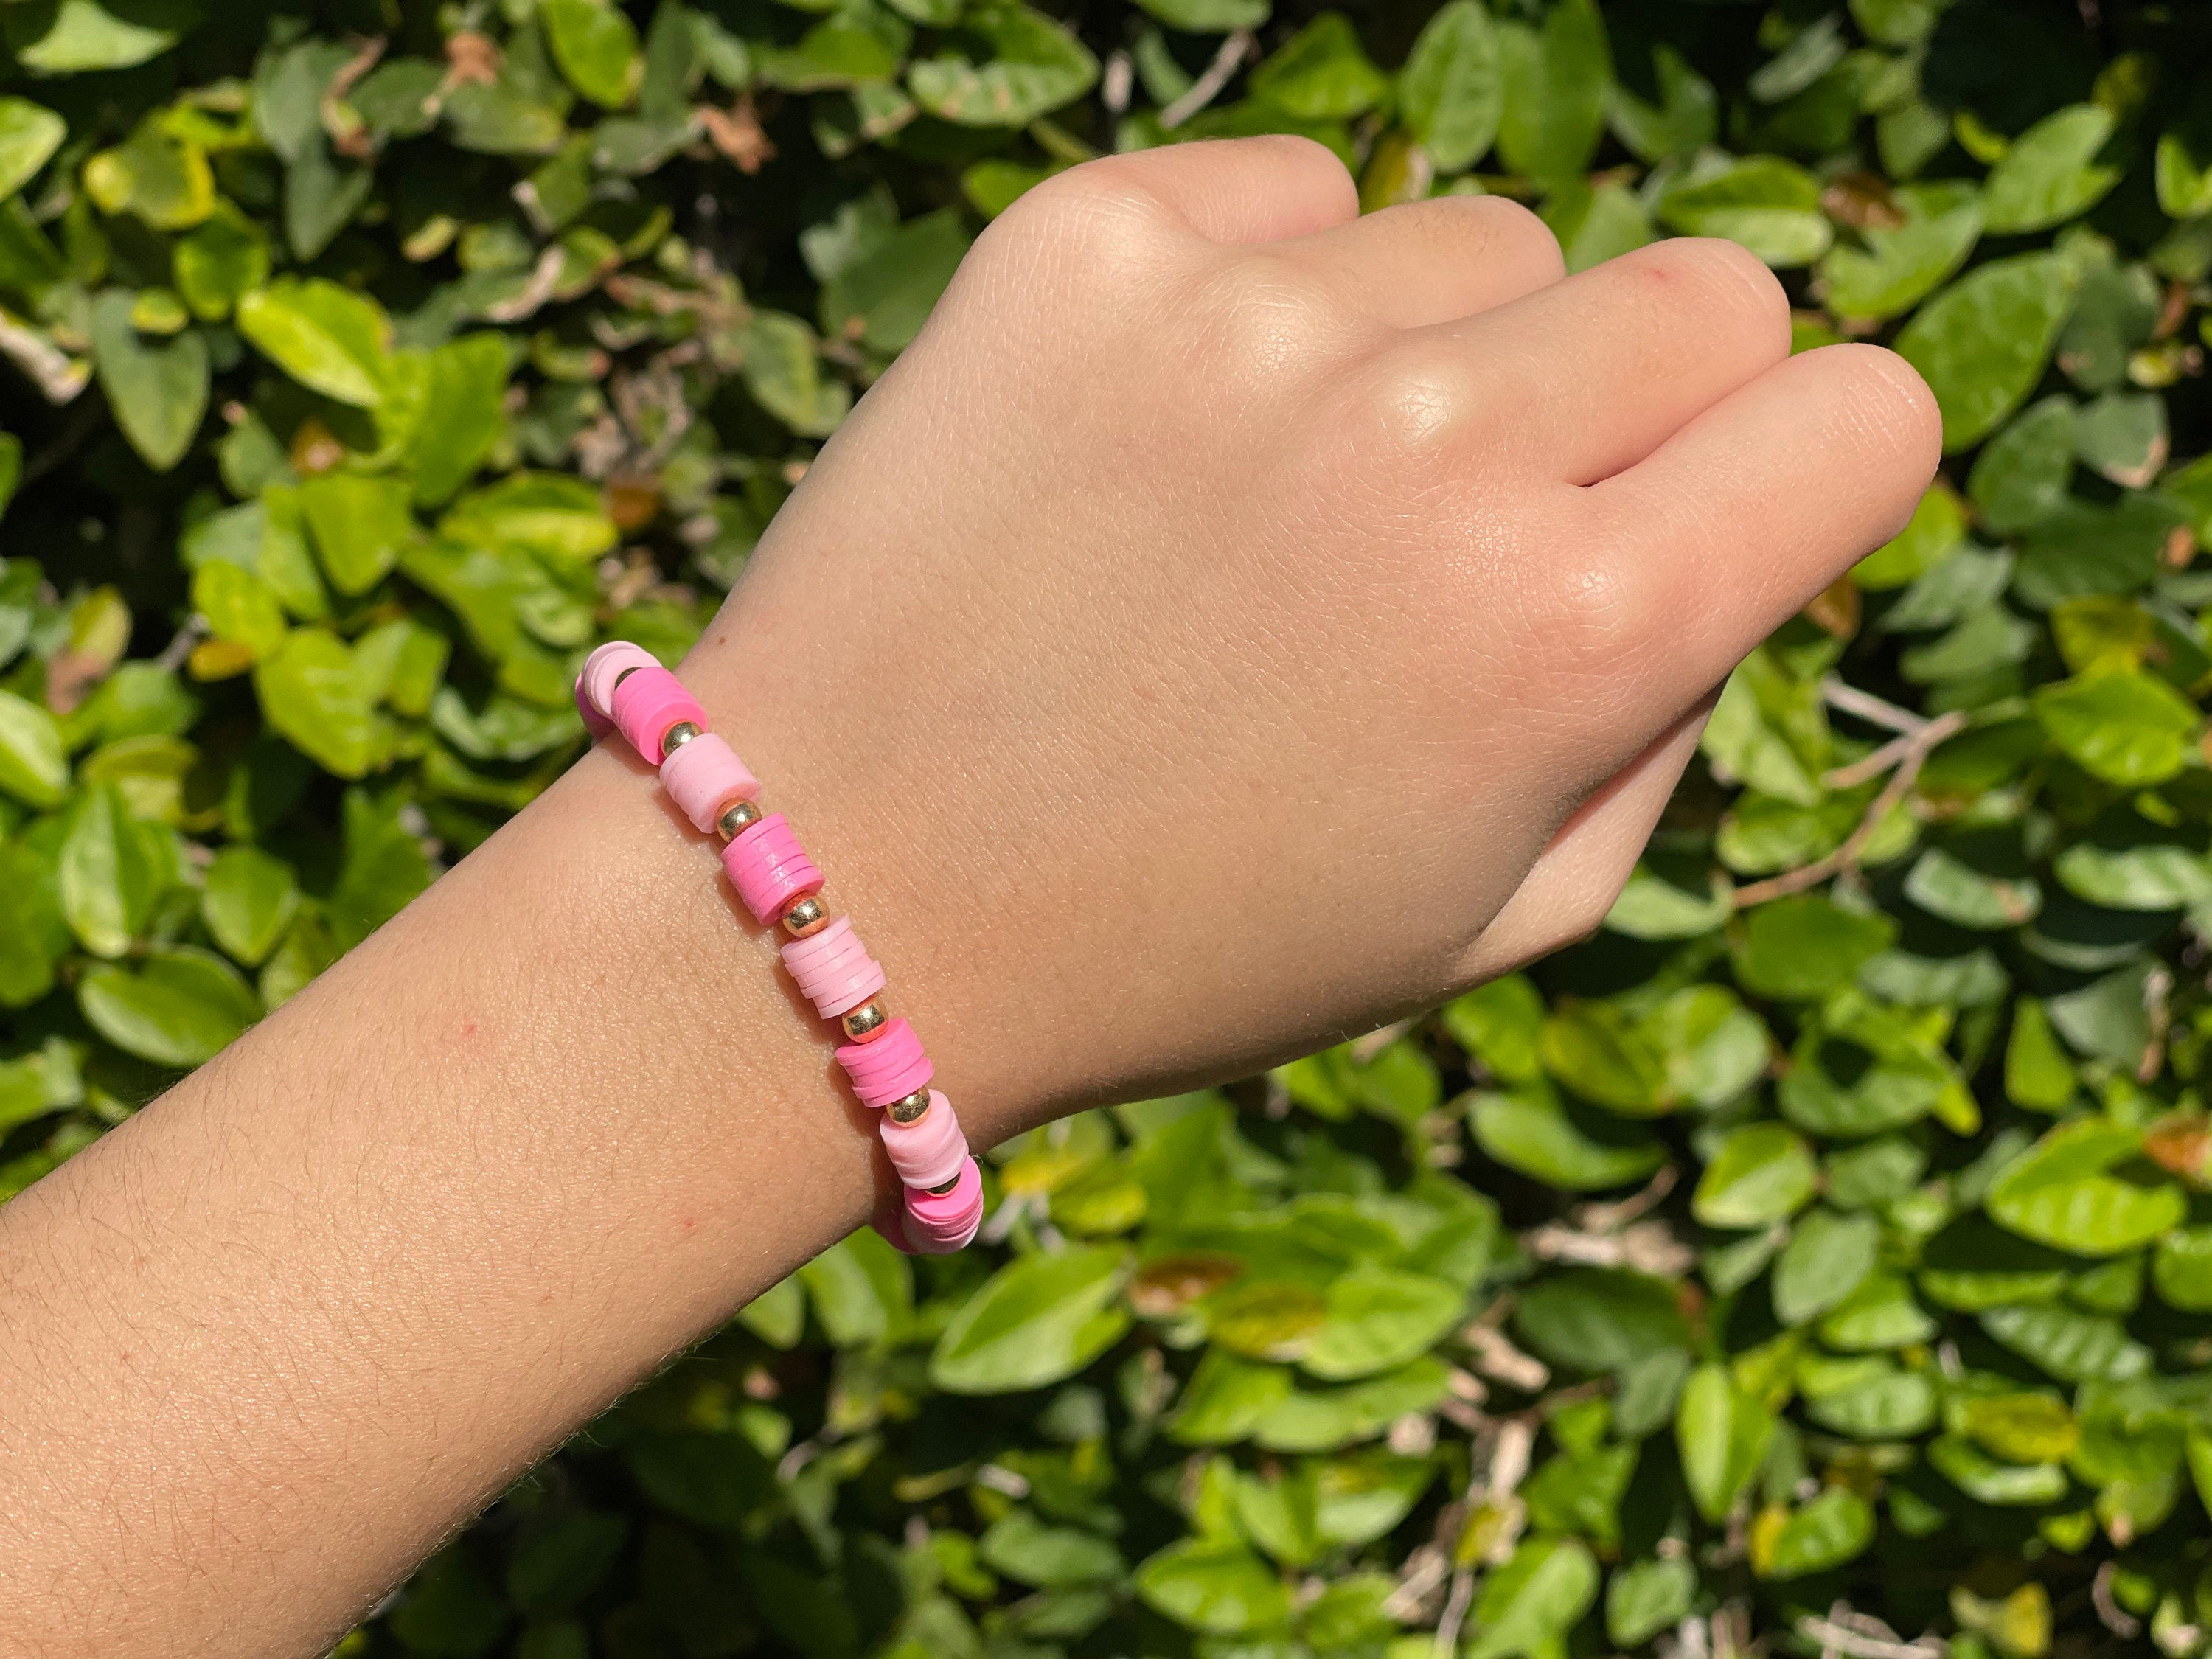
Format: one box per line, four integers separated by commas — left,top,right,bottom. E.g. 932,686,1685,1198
0,631,990,1658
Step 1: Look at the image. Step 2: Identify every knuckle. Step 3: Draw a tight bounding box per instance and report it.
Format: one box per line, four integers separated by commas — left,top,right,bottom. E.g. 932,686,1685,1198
1456,194,1567,281
981,161,1180,274
1185,253,1357,383
1347,341,1474,467
1543,549,1649,676
1637,235,1790,343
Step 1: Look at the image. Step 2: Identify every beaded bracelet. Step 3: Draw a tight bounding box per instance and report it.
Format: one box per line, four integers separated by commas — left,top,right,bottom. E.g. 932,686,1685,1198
575,641,984,1255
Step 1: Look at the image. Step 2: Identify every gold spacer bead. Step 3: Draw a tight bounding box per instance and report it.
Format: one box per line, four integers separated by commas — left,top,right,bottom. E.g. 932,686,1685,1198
926,1170,962,1194
886,1088,931,1124
841,1001,888,1042
661,721,702,759
782,896,830,937
717,799,762,841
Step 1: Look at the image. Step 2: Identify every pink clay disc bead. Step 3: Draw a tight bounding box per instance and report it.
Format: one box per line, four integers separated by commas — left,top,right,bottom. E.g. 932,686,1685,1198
720,814,825,926
780,918,888,1019
574,677,615,740
835,1018,933,1108
880,1090,968,1191
904,1161,983,1253
660,734,759,835
611,666,709,761
579,641,660,719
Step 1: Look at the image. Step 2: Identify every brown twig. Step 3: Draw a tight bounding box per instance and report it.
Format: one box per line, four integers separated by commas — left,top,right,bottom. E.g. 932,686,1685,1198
1731,709,1965,908
1159,30,1253,129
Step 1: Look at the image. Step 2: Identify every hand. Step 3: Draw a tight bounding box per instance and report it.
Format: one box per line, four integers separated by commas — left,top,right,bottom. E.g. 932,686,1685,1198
668,135,1940,1136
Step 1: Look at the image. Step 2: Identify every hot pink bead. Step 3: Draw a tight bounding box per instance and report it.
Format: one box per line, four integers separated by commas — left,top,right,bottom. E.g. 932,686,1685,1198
904,1161,983,1253
880,1090,968,1190
720,814,824,925
612,666,709,760
574,677,614,741
780,918,887,1018
660,734,759,834
836,1018,932,1108
579,641,659,718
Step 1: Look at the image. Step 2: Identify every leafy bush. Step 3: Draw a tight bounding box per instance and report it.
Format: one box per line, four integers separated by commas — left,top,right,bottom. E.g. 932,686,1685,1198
4,0,2212,1655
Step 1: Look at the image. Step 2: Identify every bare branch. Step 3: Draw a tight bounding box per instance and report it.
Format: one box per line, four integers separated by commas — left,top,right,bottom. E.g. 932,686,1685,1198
1160,30,1253,129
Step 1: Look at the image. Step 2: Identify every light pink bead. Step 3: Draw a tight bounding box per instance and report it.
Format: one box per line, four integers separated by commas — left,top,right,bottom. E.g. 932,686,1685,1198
579,641,659,717
660,734,759,834
780,918,887,1018
837,1018,932,1108
575,677,614,741
904,1161,983,1253
880,1090,968,1190
720,814,824,925
612,667,709,760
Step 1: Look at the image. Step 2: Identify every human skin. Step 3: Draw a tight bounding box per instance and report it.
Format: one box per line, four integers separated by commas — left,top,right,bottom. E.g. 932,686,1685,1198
0,137,1939,1659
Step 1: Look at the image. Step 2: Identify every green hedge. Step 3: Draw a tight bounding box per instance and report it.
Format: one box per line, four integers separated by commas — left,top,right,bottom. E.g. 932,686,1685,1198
4,0,2212,1655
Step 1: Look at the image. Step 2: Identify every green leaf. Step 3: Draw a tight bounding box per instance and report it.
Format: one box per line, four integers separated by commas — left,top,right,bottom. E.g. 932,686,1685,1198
931,1244,1129,1394
1399,1,1500,173
78,945,257,1067
1968,396,2076,535
88,289,207,473
819,209,967,355
1658,156,1832,268
438,473,616,564
908,4,1098,128
1763,1487,1874,1579
407,334,512,507
173,205,272,322
1893,251,2079,452
1818,181,1983,321
1773,1208,1879,1326
1694,1121,1816,1228
201,845,299,966
301,472,417,597
1467,1537,1599,1659
796,1227,912,1346
2034,667,2200,786
1676,1363,1773,1523
1818,1272,1936,1351
4,0,195,72
1731,894,1896,1001
1982,105,2121,236
2053,843,2212,911
2153,1226,2212,1312
1927,1433,2070,1506
1514,1267,1688,1374
1247,13,1385,122
1134,1537,1287,1633
542,0,644,108
253,629,394,780
1979,1302,2151,1383
1985,1118,2185,1256
1132,0,1265,31
58,785,168,958
1494,0,1609,184
1960,1393,2079,1464
1300,1266,1462,1381
1442,975,1545,1082
235,277,392,408
981,1508,1126,1588
1903,848,2042,931
1470,1087,1668,1192
0,687,69,807
1606,1557,1697,1649
0,97,66,199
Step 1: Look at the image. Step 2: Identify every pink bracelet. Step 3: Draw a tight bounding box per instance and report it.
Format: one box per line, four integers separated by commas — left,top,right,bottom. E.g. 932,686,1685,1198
576,642,984,1255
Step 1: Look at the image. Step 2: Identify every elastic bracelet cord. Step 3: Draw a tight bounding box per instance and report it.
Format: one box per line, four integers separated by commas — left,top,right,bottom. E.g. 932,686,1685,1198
576,642,984,1256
